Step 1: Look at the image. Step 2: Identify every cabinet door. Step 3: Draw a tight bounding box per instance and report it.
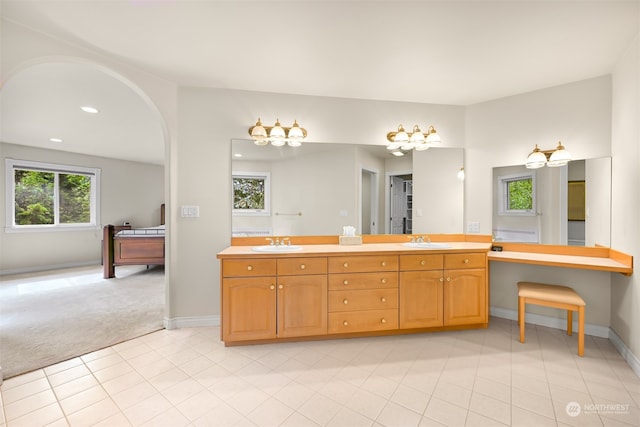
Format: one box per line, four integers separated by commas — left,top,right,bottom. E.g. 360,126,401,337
399,271,443,328
223,277,276,342
277,275,327,338
443,269,486,326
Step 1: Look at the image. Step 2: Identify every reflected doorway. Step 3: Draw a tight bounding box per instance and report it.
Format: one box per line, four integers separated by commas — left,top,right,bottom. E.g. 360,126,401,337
389,173,413,234
361,168,379,234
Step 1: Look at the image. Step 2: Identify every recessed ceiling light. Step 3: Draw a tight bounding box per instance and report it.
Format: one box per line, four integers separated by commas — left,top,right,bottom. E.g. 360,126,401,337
49,137,63,143
80,106,99,114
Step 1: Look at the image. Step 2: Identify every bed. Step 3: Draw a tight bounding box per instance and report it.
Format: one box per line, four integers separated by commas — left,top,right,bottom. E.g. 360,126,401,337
102,204,165,278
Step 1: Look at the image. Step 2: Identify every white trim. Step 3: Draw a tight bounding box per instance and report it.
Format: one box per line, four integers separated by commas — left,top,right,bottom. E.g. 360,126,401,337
490,306,609,338
608,328,640,378
164,315,220,330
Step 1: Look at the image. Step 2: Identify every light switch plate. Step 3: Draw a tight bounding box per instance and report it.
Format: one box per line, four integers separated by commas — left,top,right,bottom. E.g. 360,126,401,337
467,221,480,233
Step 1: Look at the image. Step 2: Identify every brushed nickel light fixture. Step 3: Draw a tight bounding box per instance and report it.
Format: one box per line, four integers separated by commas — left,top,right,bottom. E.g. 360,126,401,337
525,141,572,169
386,124,440,152
249,118,307,147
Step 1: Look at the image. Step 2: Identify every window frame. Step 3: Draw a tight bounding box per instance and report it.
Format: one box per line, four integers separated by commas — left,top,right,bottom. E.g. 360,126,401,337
497,171,536,216
232,171,271,216
5,158,101,232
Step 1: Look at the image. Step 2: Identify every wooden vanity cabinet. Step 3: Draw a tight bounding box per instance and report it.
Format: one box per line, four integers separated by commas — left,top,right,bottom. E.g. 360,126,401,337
221,257,327,342
328,255,399,334
443,253,487,326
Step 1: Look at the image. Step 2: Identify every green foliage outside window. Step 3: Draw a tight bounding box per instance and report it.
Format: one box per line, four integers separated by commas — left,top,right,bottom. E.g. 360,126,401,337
14,170,91,225
507,178,533,210
233,177,265,210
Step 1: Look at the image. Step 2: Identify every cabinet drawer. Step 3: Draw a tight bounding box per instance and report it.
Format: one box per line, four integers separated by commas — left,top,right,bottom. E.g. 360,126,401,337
399,254,443,271
328,289,398,312
328,309,398,334
277,257,327,275
328,255,398,273
328,272,398,290
444,253,486,269
223,259,276,277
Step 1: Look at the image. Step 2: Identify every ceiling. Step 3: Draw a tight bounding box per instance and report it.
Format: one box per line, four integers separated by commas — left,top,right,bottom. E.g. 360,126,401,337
1,1,638,165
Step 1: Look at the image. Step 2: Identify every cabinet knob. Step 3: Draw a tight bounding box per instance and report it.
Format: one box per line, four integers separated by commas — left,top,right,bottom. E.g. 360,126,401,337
464,258,469,264
381,278,387,284
343,321,349,326
300,264,306,270
381,297,387,303
440,277,444,282
343,299,349,305
381,318,387,324
381,261,386,267
343,262,349,268
420,260,426,266
247,265,253,271
279,284,284,289
446,277,451,282
270,284,275,290
343,280,349,285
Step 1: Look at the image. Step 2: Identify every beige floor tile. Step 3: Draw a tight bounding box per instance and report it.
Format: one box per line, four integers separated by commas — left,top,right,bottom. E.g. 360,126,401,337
43,358,83,377
511,405,557,427
1,370,46,392
424,396,469,426
280,411,321,427
52,373,99,401
101,370,146,396
465,410,509,426
376,401,422,427
326,406,374,427
298,392,343,426
46,364,91,388
110,381,158,410
433,380,472,409
390,383,431,414
6,402,65,427
473,375,511,403
246,396,295,427
512,387,555,419
4,389,58,421
192,401,244,427
469,392,511,425
121,393,173,426
66,397,121,426
59,384,108,415
2,377,51,405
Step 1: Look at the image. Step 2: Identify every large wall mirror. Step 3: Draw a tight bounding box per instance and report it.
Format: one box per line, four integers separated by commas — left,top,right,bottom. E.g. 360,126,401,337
231,139,464,237
492,157,611,247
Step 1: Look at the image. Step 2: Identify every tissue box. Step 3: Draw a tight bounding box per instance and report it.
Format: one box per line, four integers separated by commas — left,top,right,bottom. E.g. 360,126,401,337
339,235,362,245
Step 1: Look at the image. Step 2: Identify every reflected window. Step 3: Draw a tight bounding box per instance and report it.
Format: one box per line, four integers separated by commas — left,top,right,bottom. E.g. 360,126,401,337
232,171,270,216
498,172,536,215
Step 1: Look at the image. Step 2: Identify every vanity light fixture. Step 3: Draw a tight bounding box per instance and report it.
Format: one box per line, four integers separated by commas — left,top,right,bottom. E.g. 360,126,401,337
386,124,440,152
249,118,307,147
525,141,573,169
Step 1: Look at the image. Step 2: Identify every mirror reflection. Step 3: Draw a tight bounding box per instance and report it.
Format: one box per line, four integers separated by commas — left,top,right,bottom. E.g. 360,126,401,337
231,139,464,237
492,157,611,246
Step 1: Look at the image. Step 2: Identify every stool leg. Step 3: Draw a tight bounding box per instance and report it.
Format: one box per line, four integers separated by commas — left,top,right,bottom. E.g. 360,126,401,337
567,310,573,336
519,296,525,343
578,306,585,357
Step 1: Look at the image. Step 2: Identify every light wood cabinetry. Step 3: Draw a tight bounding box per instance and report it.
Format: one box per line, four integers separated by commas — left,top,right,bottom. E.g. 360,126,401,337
399,252,487,329
328,255,399,334
219,244,488,345
221,257,327,342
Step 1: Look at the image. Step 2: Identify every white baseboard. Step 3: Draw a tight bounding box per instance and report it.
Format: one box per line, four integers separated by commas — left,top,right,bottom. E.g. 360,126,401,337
164,315,220,330
490,306,610,338
0,260,98,276
608,328,640,378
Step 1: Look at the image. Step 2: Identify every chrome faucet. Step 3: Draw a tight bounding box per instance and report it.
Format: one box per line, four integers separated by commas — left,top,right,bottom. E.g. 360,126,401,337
265,237,275,246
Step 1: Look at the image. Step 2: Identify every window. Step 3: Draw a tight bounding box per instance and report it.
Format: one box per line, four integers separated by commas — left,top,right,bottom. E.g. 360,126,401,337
232,171,270,216
5,159,101,231
497,172,536,215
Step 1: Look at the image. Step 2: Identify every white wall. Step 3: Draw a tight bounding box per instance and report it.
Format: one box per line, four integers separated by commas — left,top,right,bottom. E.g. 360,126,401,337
0,142,164,273
611,34,640,361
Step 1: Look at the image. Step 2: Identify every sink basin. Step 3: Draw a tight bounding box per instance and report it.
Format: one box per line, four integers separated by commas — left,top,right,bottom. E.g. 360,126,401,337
402,242,452,249
252,245,303,253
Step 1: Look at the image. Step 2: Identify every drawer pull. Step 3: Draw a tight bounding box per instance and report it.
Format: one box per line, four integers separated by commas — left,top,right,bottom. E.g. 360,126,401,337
464,258,469,264
420,260,426,266
343,262,349,268
343,299,349,305
343,321,349,326
247,265,253,271
381,318,387,324
381,278,387,284
300,264,306,270
381,297,387,303
343,280,349,285
270,284,275,290
381,261,386,267
279,284,284,289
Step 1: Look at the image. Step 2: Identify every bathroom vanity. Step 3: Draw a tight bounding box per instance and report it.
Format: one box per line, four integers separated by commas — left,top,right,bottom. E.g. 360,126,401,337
217,237,492,345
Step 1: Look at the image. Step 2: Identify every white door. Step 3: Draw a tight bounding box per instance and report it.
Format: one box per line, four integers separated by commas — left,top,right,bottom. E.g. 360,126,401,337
390,176,405,234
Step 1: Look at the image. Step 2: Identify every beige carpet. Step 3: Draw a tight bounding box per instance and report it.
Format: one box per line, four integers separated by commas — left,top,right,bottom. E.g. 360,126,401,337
0,264,164,379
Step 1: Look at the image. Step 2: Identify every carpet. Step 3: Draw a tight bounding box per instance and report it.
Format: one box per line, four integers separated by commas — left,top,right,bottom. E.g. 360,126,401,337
0,264,165,379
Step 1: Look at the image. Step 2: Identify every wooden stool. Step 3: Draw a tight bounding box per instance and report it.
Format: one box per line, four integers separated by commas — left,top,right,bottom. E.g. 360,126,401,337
517,281,586,356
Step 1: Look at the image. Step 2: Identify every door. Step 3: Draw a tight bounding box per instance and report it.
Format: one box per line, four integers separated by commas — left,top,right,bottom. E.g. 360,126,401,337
361,169,379,234
399,270,444,328
223,276,277,341
390,176,405,234
443,269,486,326
277,275,328,337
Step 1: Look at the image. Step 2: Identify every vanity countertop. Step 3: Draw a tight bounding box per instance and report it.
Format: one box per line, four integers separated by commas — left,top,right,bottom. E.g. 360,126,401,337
217,242,492,258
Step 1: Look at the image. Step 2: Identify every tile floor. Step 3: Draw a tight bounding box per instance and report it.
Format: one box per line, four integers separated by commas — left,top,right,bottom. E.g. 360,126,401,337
1,318,639,426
